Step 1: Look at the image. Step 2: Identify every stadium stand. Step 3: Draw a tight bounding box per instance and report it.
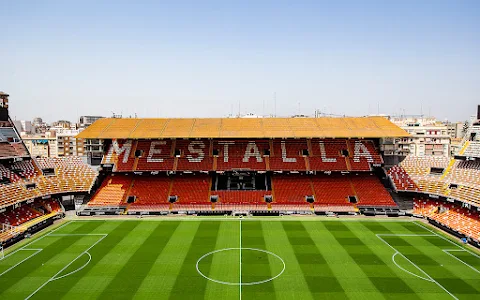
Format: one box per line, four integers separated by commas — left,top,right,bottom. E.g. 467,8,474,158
128,176,171,205
269,139,308,171
99,137,386,173
170,174,211,204
350,174,397,206
387,166,419,192
463,141,480,157
88,175,132,206
0,199,64,244
271,175,313,203
414,198,480,242
77,117,407,214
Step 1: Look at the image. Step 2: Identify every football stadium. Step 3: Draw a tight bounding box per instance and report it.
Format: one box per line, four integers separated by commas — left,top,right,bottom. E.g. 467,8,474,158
0,90,479,299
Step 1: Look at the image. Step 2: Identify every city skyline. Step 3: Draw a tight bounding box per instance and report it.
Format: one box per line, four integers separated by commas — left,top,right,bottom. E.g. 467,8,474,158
1,1,479,123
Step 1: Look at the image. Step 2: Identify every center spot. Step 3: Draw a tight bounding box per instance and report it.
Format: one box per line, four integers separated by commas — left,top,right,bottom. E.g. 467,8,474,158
196,248,285,286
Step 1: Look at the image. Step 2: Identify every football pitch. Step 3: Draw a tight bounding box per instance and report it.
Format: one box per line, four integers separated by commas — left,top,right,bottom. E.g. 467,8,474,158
0,218,479,300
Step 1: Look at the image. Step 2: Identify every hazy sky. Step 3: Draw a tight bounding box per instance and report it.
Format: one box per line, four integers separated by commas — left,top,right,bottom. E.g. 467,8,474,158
1,1,479,123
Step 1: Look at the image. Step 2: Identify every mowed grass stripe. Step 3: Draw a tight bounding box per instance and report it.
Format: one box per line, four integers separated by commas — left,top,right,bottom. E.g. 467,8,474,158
168,221,221,300
0,223,103,299
53,221,142,299
0,221,103,298
99,221,180,299
379,221,480,298
392,234,480,298
282,221,346,299
329,221,421,299
302,221,382,298
261,221,314,300
358,221,448,296
134,221,202,299
33,221,139,299
241,221,276,299
203,220,239,300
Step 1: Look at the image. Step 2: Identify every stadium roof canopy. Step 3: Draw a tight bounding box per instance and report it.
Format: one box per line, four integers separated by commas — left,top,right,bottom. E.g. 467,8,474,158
76,116,409,139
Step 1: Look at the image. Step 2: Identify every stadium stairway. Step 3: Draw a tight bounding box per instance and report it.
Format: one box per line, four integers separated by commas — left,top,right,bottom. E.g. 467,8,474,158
459,141,470,155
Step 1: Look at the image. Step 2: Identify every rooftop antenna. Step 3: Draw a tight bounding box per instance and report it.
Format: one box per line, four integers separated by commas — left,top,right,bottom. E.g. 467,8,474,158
238,101,241,118
420,104,423,118
273,92,277,117
262,98,265,118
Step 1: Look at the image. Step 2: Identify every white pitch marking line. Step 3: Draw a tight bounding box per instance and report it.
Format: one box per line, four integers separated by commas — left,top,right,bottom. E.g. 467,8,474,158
24,234,107,300
414,222,480,260
0,249,42,277
1,221,73,261
239,219,242,300
391,252,432,282
51,252,92,281
442,250,480,274
196,247,286,286
376,234,458,300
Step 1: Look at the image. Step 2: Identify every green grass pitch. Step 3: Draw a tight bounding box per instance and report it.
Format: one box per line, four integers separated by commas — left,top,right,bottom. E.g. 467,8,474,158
0,218,479,299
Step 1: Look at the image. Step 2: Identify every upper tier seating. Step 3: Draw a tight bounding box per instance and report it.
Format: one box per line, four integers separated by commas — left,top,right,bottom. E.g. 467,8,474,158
176,139,213,171
101,138,383,172
347,140,383,171
396,155,480,206
309,139,348,171
33,157,98,194
0,157,97,208
463,141,480,157
399,155,449,176
215,140,269,171
387,166,419,192
135,140,175,171
443,160,480,187
0,142,28,158
269,139,308,171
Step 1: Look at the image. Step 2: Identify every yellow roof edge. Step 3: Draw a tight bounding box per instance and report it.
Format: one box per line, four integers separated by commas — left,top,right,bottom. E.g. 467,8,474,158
76,117,410,139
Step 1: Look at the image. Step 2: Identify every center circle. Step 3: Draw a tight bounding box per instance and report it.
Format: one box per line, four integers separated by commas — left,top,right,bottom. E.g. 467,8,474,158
196,247,285,286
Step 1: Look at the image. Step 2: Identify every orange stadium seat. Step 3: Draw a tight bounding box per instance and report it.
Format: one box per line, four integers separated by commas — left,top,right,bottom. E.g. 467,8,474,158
350,174,396,207
271,175,313,203
170,174,211,203
269,139,308,171
128,176,171,205
88,175,132,206
215,140,269,171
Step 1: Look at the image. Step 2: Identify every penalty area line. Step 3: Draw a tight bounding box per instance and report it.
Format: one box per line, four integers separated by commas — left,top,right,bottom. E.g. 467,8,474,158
376,234,458,300
239,218,242,300
24,233,107,300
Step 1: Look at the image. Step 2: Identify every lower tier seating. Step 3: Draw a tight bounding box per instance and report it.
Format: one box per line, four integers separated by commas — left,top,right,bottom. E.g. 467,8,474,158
211,190,271,203
88,175,132,206
350,174,397,206
0,199,63,243
414,198,480,242
271,175,314,203
89,172,396,211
